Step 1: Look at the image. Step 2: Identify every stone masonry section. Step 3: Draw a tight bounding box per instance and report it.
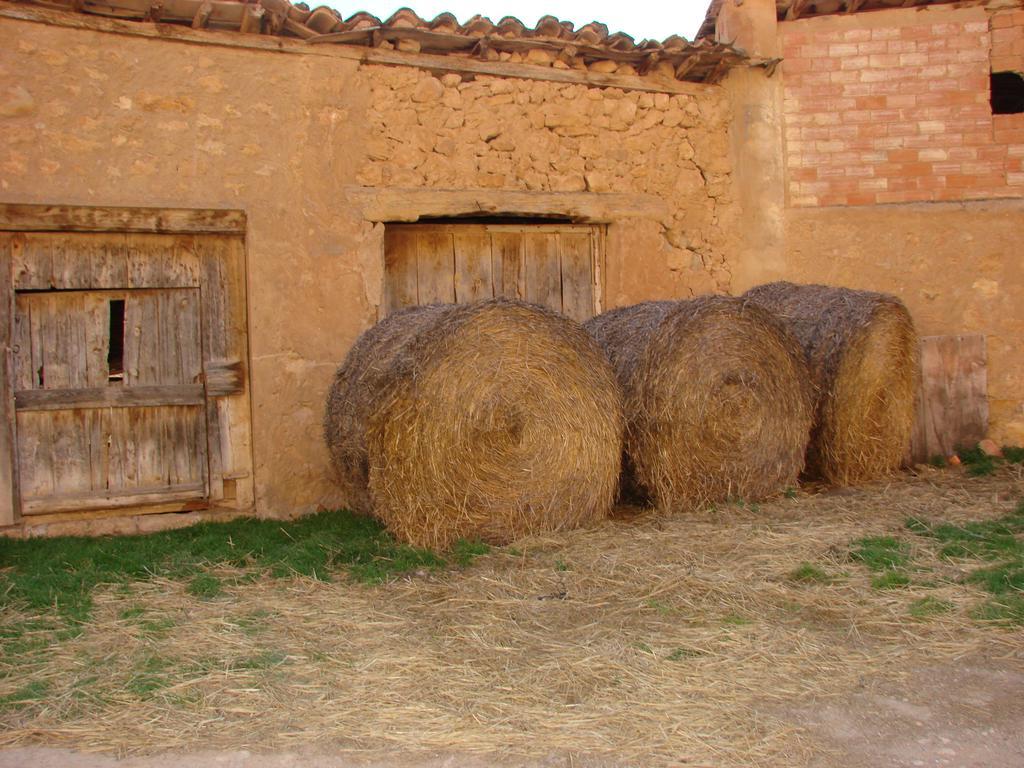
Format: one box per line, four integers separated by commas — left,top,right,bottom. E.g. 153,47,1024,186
781,5,1024,207
357,66,738,293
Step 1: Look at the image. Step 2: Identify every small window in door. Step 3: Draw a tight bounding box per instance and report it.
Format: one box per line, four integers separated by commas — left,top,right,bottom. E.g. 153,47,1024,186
107,298,126,383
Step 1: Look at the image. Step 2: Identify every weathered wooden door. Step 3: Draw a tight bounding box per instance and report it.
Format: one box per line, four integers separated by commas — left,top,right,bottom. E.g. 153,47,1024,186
0,208,254,527
383,223,605,321
12,289,208,513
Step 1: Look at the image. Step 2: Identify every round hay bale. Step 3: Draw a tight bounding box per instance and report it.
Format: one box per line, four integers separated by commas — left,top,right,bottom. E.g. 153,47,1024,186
324,304,450,516
743,281,919,486
324,299,623,549
584,296,814,511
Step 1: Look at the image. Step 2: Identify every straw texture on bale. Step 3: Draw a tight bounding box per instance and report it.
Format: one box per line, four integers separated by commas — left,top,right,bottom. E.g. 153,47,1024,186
324,299,623,549
584,296,814,511
743,281,919,486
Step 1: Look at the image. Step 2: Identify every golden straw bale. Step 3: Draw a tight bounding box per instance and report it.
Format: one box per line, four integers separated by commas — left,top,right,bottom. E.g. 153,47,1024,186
325,299,623,549
743,281,919,486
585,296,814,511
324,304,449,516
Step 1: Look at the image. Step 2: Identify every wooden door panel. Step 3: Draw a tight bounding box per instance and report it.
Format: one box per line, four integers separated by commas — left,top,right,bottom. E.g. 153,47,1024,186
453,231,493,303
12,288,208,514
559,232,595,323
416,231,455,304
16,405,207,514
15,292,109,391
523,232,561,310
383,228,418,315
383,223,602,321
491,232,525,301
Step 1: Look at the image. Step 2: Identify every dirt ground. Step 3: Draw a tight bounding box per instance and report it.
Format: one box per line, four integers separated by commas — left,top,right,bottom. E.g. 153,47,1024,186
1,467,1022,767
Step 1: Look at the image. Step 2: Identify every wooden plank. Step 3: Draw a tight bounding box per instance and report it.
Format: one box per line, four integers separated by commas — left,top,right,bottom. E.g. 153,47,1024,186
14,233,129,290
0,203,246,235
124,290,161,385
14,411,54,501
909,334,988,464
127,232,199,288
15,384,205,411
0,236,17,525
90,234,130,288
453,231,493,303
48,409,92,500
382,228,418,316
214,236,252,506
12,234,51,289
11,295,32,392
204,359,244,396
415,230,456,305
82,293,110,387
558,231,595,322
104,406,132,491
50,235,93,290
491,232,525,300
20,483,206,515
348,187,672,224
199,239,229,500
592,226,606,315
158,288,203,384
523,232,561,311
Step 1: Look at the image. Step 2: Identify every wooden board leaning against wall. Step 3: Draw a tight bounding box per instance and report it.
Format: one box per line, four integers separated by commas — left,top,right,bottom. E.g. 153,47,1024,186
0,205,254,528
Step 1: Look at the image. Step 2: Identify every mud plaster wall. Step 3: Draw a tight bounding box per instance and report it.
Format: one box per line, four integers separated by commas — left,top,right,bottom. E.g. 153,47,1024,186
0,18,740,518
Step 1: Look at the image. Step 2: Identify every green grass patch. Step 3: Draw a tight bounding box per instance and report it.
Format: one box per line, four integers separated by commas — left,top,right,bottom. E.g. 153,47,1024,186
956,442,1024,476
871,570,911,590
186,574,223,599
905,500,1024,625
125,655,173,698
957,444,999,476
850,536,911,571
234,650,288,671
787,562,836,584
0,680,50,711
0,510,487,622
928,454,948,468
644,598,674,615
1002,446,1024,464
908,597,954,619
972,595,1024,625
450,540,490,568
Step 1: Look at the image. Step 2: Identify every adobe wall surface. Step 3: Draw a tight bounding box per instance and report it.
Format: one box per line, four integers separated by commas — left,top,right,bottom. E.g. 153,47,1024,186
0,17,740,519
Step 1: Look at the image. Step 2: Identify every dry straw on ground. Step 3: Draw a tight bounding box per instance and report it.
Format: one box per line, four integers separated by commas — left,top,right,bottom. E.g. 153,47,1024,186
585,296,814,511
743,282,919,486
324,299,623,549
2,469,1022,766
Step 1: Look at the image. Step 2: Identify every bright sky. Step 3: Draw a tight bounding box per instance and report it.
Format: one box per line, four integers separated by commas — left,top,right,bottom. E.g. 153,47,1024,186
324,0,712,42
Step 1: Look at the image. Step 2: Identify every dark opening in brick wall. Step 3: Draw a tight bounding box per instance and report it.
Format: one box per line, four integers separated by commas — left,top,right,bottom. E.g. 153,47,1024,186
991,71,1024,115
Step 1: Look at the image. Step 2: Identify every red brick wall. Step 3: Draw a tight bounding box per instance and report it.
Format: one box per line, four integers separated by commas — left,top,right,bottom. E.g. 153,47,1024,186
781,6,1024,207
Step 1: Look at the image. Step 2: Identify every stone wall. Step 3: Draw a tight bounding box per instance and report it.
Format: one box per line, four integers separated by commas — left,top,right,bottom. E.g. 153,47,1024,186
354,65,739,301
